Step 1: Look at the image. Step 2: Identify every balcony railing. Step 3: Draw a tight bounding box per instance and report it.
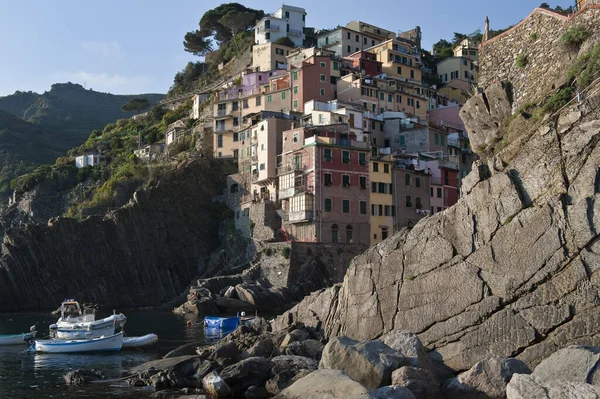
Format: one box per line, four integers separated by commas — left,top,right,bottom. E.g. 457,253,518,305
258,24,280,32
279,185,306,199
289,28,303,37
304,136,370,149
277,164,303,175
214,125,231,133
215,109,230,118
289,210,314,223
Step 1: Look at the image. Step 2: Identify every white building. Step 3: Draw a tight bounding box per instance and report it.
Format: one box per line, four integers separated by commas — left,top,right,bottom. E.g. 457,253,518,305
192,93,209,119
254,5,306,48
303,100,366,141
75,153,101,169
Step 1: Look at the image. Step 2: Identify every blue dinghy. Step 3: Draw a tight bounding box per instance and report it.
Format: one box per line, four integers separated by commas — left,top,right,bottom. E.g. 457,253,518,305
204,316,239,330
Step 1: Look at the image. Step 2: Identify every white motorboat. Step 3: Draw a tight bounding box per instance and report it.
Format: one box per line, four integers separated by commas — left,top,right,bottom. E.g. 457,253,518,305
122,333,158,349
31,332,123,353
49,299,126,340
0,331,36,346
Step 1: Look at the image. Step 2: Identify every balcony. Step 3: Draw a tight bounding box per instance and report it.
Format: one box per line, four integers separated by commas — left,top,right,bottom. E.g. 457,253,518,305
277,164,303,175
214,125,232,133
304,136,370,150
214,109,231,119
289,210,314,223
279,185,306,199
258,24,280,33
289,28,303,37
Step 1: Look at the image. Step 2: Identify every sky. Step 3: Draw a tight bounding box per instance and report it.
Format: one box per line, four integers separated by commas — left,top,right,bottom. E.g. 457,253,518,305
0,0,575,97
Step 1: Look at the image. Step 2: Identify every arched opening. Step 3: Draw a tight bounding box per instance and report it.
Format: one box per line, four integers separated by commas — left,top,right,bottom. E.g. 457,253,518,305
346,225,353,243
331,224,339,243
230,183,239,193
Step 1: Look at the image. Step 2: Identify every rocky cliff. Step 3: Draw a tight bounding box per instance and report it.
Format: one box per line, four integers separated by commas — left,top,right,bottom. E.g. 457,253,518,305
0,158,228,311
275,9,600,373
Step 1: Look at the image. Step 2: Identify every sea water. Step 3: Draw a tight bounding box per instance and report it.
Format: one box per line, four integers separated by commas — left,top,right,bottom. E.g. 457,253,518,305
0,309,219,398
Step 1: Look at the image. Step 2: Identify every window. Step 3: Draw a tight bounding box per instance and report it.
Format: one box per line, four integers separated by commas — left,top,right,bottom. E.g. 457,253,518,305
256,96,261,106
286,24,290,33
285,10,290,18
320,74,326,82
320,61,326,68
346,225,353,242
363,37,367,45
400,135,405,146
380,92,384,101
462,59,468,65
233,132,239,142
371,204,376,216
434,133,439,145
342,200,350,214
397,66,402,74
437,187,442,198
347,31,351,39
397,95,402,104
293,85,299,94
342,151,350,164
233,117,239,126
407,98,414,106
342,175,350,187
233,149,238,158
243,99,249,109
373,162,379,172
384,164,389,173
320,88,325,96
371,182,377,193
388,94,393,102
355,34,359,42
359,153,366,165
259,163,265,170
359,176,367,189
331,224,339,243
360,201,367,215
325,198,332,212
324,173,333,186
372,40,375,46
406,195,412,207
293,132,299,143
281,91,286,99
333,61,339,70
405,173,410,185
232,101,238,111
416,197,422,209
276,48,284,56
415,177,421,188
303,14,305,21
440,135,445,146
293,71,298,80
378,182,385,193
379,123,384,132
267,95,272,103
430,187,434,197
356,47,359,52
265,32,270,40
384,205,391,216
410,70,415,79
293,99,298,108
437,207,442,212
217,134,223,148
347,45,351,53
416,101,420,109
379,204,383,215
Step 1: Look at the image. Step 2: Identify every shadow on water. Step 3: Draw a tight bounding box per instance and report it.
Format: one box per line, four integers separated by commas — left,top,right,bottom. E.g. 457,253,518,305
0,309,224,398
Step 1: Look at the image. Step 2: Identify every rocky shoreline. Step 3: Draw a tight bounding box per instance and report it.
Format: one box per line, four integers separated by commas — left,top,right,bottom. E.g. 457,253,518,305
66,317,600,399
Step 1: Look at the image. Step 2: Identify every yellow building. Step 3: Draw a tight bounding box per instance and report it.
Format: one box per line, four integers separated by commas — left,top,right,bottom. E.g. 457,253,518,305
252,42,295,72
453,39,479,61
436,57,477,104
368,39,422,83
369,154,394,245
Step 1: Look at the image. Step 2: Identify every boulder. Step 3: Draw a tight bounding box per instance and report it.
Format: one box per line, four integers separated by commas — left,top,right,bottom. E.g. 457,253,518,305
346,386,417,399
506,373,600,399
244,338,274,358
202,371,232,398
284,339,324,360
274,369,370,399
245,385,269,399
279,329,310,350
250,317,271,334
391,366,441,399
209,342,240,364
266,369,312,396
379,331,433,372
319,336,405,390
64,369,104,385
219,357,274,395
443,356,531,399
533,346,600,385
271,355,319,375
214,297,256,312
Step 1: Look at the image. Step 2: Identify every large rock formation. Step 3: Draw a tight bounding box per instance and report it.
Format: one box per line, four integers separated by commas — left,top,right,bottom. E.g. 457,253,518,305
0,158,227,310
275,68,600,373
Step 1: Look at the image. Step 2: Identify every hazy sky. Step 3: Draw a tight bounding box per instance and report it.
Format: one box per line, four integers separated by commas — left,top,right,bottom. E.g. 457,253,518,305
0,0,575,96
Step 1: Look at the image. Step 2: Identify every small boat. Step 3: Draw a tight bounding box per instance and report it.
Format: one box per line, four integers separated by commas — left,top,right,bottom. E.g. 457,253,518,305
239,311,257,326
122,333,158,349
31,332,123,353
49,299,126,340
0,331,37,346
204,316,239,330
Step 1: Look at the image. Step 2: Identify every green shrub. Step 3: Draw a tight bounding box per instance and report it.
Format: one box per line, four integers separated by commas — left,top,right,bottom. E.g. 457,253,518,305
568,41,600,89
515,54,528,68
530,32,538,41
249,221,255,231
561,26,591,47
264,248,273,256
282,247,291,259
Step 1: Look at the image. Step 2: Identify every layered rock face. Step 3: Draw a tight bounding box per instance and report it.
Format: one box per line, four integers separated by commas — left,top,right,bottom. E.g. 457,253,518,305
0,158,227,311
275,81,600,372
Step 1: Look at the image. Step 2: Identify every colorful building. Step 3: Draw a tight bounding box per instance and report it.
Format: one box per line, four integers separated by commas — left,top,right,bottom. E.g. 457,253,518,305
392,160,431,229
369,154,394,244
277,125,371,245
289,53,340,113
437,56,478,104
316,22,395,58
252,42,295,72
426,158,459,214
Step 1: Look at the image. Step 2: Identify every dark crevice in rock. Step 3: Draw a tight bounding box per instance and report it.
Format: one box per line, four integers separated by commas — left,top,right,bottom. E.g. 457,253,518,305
595,167,600,194
481,91,491,115
587,197,598,238
507,169,532,208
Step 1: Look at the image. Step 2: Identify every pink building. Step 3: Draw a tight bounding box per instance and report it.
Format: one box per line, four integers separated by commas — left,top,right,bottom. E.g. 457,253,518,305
290,55,341,114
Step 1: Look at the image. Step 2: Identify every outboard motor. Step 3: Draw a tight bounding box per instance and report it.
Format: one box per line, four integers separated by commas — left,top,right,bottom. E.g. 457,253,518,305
49,324,58,339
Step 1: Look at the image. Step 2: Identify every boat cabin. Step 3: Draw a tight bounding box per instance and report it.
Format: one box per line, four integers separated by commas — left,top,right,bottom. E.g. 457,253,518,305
60,300,95,322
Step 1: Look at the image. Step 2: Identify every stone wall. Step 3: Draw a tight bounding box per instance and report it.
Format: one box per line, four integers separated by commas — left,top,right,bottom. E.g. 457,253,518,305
478,7,600,110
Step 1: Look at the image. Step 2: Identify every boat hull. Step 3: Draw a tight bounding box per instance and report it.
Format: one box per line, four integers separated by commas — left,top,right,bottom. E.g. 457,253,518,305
122,334,158,349
34,332,123,353
54,325,115,340
51,313,127,340
204,316,239,330
0,332,36,346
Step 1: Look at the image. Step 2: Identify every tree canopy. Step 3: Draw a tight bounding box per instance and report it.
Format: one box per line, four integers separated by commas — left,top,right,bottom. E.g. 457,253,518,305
121,98,151,114
183,3,264,56
273,36,296,48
